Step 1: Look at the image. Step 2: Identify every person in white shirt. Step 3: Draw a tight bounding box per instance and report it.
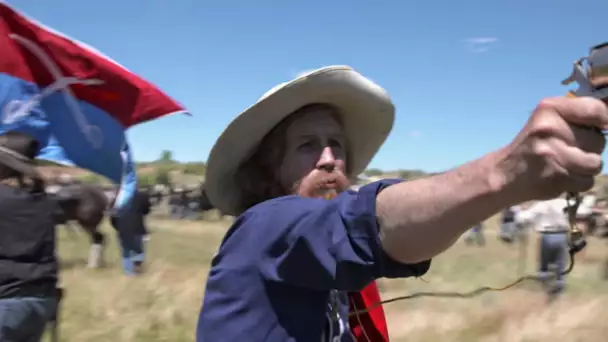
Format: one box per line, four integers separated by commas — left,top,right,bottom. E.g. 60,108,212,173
515,197,570,297
516,195,595,297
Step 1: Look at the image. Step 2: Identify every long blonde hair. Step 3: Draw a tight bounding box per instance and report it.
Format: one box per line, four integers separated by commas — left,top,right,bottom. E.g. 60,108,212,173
233,103,346,213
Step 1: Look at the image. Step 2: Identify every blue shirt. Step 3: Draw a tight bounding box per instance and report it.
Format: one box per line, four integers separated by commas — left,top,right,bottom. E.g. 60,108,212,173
196,179,431,342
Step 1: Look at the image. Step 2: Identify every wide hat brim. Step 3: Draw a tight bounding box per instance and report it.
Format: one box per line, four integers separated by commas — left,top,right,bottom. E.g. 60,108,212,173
205,65,395,216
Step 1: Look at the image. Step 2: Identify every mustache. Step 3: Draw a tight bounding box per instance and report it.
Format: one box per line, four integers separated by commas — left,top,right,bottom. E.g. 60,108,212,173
293,170,350,198
312,172,349,189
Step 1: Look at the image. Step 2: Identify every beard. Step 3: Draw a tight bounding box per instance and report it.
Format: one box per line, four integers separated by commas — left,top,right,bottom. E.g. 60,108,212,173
289,169,351,199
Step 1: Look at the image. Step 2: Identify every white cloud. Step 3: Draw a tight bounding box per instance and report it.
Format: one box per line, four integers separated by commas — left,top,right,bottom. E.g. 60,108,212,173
462,37,499,53
408,130,422,138
463,37,498,44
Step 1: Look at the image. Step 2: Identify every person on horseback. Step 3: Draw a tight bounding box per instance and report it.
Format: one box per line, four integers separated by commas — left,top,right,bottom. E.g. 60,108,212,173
196,66,608,342
0,131,61,341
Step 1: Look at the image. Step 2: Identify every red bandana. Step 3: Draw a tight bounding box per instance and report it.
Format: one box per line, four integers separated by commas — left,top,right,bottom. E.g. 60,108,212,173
348,281,389,342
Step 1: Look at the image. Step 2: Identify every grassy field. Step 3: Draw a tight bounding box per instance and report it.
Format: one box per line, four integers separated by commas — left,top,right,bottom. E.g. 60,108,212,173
49,213,608,342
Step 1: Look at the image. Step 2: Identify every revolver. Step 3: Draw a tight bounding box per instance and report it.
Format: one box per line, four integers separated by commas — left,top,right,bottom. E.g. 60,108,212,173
562,42,608,101
560,42,608,254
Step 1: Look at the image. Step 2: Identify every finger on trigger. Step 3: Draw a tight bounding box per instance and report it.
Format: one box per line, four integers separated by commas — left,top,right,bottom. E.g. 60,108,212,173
557,142,604,176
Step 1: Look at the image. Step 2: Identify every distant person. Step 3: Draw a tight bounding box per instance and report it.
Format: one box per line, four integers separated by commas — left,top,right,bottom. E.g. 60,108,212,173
515,196,594,299
464,222,485,247
110,189,151,276
576,190,598,234
169,187,183,219
499,205,521,244
0,132,61,341
180,189,192,219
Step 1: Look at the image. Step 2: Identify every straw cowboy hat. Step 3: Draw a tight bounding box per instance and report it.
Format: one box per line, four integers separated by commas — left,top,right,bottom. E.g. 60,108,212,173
205,65,395,216
0,131,43,182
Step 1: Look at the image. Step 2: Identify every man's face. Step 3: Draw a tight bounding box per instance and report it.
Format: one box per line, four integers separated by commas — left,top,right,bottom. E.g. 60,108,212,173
276,105,351,198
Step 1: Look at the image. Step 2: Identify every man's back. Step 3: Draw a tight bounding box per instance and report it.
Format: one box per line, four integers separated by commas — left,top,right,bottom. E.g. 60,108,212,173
516,198,569,232
0,184,59,297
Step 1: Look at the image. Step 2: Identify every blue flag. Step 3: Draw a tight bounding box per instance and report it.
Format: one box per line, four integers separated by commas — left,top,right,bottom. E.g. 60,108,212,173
0,3,189,215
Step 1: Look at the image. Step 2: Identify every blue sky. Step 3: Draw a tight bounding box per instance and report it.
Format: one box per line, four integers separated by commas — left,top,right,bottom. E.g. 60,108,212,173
5,0,608,172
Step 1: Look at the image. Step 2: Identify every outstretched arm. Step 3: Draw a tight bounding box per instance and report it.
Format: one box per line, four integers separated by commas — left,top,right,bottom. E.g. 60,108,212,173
377,96,608,264
377,149,515,264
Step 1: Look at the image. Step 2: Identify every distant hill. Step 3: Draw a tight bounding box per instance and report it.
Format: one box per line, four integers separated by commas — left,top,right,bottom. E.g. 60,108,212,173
35,159,205,187
34,158,608,198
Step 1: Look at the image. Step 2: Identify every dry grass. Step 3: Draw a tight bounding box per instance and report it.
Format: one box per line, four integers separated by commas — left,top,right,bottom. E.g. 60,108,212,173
48,214,608,342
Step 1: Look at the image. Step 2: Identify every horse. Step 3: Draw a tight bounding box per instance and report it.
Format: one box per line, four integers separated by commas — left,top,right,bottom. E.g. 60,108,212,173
163,183,223,219
148,188,164,208
47,181,109,269
146,184,168,208
164,186,196,219
137,182,224,220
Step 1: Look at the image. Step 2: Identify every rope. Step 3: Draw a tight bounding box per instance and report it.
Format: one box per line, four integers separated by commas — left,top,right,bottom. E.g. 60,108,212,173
349,192,585,317
348,249,576,317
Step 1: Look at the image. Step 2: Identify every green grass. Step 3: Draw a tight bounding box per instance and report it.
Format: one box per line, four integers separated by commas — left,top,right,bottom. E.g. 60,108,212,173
48,213,608,341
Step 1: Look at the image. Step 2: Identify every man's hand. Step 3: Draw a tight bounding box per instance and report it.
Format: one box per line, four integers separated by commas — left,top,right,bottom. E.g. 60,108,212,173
499,96,608,203
376,96,608,264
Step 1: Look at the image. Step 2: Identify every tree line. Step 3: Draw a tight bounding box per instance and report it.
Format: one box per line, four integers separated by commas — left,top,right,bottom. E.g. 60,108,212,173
363,168,430,180
38,148,435,187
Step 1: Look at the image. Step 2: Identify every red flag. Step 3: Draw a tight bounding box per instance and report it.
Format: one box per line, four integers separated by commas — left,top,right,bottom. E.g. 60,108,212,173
0,2,189,214
0,2,188,128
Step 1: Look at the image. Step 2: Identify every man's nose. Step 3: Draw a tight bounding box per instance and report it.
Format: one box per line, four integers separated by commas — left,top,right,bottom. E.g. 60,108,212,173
316,146,336,172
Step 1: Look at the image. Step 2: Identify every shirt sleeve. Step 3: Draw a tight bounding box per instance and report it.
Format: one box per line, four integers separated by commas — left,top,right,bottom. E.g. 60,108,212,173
577,196,596,217
515,203,540,226
236,179,431,292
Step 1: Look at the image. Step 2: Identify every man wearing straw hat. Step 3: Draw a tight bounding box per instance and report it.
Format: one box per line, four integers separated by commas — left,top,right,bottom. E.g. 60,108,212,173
0,131,61,341
197,66,608,341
